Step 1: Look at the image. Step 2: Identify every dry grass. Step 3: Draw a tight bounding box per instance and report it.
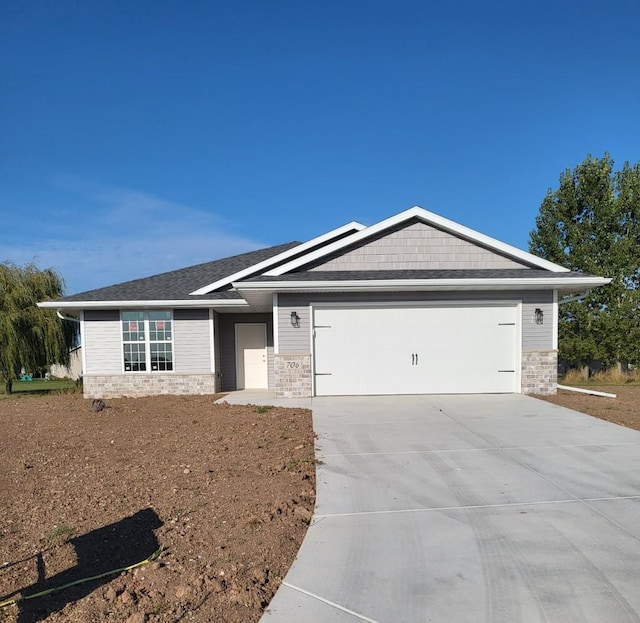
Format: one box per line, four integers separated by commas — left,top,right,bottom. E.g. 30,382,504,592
560,367,640,386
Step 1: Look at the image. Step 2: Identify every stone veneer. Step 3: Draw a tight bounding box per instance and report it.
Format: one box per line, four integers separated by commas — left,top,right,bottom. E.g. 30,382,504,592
83,374,219,398
521,350,557,395
274,354,312,398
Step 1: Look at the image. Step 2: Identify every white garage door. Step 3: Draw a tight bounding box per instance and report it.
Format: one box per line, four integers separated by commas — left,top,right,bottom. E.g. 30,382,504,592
313,305,519,396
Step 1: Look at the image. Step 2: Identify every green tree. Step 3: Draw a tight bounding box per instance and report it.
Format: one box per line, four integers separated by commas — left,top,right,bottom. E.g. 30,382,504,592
529,153,640,368
0,262,77,394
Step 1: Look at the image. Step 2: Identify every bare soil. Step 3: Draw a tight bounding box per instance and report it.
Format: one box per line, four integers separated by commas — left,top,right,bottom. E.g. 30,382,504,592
536,384,640,431
0,394,315,623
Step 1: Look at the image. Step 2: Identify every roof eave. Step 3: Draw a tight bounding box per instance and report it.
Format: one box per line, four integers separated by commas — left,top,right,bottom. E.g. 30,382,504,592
189,220,366,295
235,276,611,293
38,299,250,311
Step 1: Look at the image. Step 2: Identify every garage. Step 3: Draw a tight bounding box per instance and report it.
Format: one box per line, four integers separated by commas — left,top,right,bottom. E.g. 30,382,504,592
313,304,520,396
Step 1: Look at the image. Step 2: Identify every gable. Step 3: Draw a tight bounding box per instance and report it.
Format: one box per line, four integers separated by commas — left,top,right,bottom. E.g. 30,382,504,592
306,220,532,272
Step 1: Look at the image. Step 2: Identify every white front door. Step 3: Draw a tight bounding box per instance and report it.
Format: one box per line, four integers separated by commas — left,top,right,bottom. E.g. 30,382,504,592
235,323,268,389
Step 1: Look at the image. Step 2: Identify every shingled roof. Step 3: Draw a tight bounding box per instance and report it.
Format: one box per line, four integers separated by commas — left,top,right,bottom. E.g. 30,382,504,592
56,242,301,302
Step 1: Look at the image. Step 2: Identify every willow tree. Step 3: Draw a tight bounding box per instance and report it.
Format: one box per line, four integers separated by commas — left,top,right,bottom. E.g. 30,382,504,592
529,154,640,368
0,262,77,394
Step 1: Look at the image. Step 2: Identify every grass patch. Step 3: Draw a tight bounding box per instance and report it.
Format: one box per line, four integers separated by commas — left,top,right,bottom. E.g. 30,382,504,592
47,524,75,543
0,378,78,397
560,368,640,387
254,405,273,414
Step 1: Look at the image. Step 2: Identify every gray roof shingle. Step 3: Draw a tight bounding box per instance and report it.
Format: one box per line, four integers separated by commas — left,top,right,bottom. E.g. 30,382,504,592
57,242,301,302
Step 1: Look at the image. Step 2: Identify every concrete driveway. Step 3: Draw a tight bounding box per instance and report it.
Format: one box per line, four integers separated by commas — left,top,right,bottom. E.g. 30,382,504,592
261,394,640,623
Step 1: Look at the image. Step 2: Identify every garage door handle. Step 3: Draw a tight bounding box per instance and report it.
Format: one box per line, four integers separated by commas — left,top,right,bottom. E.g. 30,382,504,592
415,353,418,365
411,353,419,365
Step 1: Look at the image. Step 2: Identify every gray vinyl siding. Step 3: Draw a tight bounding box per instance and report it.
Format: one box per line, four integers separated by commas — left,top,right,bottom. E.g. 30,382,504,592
309,221,530,271
219,313,274,391
83,310,122,374
521,294,554,350
278,291,554,354
279,296,312,353
173,309,211,373
84,308,213,375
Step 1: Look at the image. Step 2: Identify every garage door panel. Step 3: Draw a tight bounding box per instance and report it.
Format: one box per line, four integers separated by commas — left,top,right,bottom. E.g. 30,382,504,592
314,308,422,395
421,307,517,394
313,305,519,396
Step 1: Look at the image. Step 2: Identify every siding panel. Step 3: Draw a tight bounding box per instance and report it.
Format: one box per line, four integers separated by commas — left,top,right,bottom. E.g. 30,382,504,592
173,312,211,373
310,221,530,271
83,312,122,374
174,308,209,321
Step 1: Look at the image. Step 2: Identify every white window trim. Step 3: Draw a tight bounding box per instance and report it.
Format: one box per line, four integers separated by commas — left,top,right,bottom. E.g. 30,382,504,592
121,310,174,373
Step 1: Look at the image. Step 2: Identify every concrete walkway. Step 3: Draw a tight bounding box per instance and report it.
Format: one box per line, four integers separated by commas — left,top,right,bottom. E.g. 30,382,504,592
261,394,640,623
215,389,312,409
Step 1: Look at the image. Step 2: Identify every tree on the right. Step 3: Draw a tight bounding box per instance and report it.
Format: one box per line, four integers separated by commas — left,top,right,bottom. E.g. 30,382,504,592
529,153,640,369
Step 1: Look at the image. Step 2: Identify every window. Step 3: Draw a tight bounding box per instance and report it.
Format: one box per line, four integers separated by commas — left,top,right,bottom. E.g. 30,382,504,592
122,311,173,372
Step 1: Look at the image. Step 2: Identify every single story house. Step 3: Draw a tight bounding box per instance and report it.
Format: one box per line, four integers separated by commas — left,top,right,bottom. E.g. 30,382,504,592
50,345,83,380
40,206,609,399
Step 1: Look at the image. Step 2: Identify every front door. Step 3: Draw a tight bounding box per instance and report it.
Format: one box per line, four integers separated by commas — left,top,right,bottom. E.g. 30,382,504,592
235,323,268,389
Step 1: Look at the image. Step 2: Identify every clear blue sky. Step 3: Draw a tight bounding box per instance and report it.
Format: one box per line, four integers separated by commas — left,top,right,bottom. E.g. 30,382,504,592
1,0,638,294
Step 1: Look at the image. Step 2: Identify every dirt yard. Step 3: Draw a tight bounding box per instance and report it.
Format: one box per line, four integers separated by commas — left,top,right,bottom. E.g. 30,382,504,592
536,384,640,431
0,394,315,623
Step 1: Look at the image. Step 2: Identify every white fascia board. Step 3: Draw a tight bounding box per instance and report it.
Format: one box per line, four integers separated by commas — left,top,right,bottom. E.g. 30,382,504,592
38,299,250,310
189,221,365,295
235,276,611,292
265,206,571,276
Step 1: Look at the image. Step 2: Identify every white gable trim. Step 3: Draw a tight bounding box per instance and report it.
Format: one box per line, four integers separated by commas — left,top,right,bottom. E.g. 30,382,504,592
189,221,365,295
264,206,570,276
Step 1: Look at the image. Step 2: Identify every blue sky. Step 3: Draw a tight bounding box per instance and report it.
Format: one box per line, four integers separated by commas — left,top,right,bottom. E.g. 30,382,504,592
1,1,638,294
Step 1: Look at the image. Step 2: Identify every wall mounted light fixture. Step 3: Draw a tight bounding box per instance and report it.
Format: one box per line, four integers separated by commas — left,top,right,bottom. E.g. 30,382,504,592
535,308,544,325
290,311,300,327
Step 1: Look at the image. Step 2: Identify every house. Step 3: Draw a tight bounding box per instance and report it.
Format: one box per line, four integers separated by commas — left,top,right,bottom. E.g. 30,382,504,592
39,206,609,399
50,345,83,380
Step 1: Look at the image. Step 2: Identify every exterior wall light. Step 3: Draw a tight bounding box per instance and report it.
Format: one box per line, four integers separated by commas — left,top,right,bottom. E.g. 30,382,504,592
290,311,300,327
535,308,544,325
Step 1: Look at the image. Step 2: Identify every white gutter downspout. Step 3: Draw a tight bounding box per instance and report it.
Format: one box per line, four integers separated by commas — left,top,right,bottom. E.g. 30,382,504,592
557,384,617,399
57,311,80,323
558,291,589,305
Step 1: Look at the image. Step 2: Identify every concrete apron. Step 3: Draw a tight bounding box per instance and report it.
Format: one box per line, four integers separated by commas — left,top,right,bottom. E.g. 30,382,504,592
261,394,640,623
214,389,312,409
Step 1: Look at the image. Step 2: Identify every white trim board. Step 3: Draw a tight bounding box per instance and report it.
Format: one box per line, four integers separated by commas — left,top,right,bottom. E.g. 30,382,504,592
235,276,610,292
189,221,365,295
39,299,250,310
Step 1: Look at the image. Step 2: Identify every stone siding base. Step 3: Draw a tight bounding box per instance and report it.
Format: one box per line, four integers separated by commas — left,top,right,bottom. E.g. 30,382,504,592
521,350,557,395
84,374,219,399
274,354,312,398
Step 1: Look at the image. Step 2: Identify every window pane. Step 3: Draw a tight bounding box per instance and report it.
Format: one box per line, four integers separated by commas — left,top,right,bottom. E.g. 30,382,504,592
151,343,173,371
149,311,171,321
122,311,145,342
124,343,146,372
149,310,172,342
